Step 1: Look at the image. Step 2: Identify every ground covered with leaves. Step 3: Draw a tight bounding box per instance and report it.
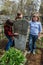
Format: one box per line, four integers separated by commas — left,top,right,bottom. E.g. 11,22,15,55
26,49,43,65
0,38,43,65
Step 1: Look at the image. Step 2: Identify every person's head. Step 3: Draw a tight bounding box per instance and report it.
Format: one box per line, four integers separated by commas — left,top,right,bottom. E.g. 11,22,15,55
6,19,13,26
32,13,40,22
15,12,23,20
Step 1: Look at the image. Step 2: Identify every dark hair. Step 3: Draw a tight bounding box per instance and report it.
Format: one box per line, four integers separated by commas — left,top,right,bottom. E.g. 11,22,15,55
6,19,13,26
15,13,22,20
17,12,21,16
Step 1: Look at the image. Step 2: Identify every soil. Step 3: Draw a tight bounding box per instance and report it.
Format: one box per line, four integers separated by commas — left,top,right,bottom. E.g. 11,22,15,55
26,49,43,65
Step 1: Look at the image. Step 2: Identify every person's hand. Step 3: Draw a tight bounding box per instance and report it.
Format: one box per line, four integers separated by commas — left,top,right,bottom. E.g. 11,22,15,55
38,33,41,37
14,33,19,38
38,33,41,40
14,33,19,36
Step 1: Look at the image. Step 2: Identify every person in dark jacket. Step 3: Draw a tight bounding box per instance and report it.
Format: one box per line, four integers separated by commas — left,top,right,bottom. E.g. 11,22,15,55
4,19,18,51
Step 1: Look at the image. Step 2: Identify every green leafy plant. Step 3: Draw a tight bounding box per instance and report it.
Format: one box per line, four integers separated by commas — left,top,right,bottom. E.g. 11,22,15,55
40,37,43,43
36,37,43,48
0,48,25,65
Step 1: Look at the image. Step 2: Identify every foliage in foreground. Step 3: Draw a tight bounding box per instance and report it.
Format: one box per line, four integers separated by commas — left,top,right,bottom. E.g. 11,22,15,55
36,37,43,48
0,48,25,65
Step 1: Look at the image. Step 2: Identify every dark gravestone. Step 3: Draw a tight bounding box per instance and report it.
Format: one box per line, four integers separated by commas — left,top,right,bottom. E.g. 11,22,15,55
13,19,29,51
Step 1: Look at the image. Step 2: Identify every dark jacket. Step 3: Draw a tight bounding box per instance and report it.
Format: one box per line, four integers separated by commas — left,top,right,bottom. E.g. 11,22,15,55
4,24,14,37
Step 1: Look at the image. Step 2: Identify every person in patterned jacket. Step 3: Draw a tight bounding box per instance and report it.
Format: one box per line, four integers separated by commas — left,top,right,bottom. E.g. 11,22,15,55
4,19,18,51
